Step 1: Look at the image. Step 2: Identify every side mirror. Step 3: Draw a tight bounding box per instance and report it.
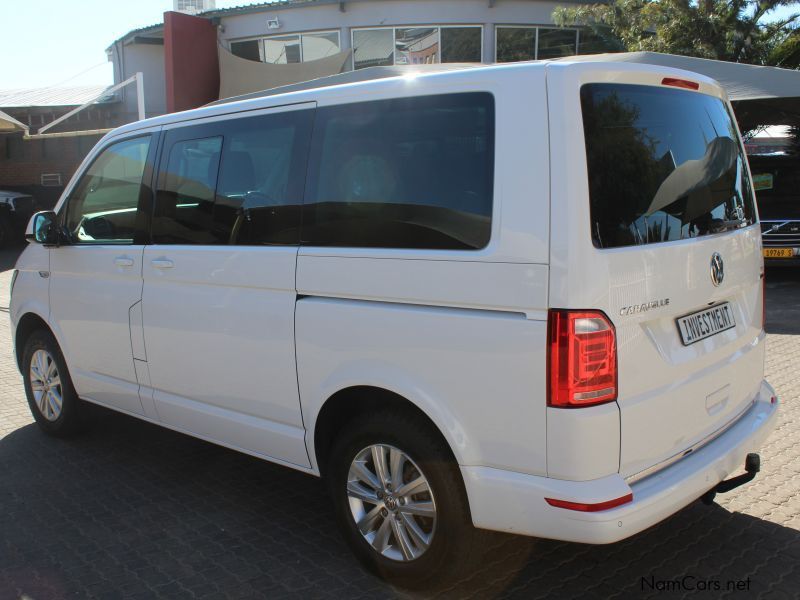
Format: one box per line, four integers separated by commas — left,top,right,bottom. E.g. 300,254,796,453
26,211,60,246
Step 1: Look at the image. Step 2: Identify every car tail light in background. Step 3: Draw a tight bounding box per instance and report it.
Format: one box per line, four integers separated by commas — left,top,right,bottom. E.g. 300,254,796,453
547,310,617,408
661,77,700,90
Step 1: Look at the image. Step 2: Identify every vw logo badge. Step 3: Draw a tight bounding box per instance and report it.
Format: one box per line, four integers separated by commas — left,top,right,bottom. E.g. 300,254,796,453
710,253,724,287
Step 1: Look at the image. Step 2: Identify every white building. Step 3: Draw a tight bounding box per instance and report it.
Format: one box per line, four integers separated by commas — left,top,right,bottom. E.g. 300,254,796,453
174,0,216,15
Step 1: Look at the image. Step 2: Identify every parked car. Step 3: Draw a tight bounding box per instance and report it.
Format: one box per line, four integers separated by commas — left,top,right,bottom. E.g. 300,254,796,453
747,153,800,265
10,61,778,587
0,190,35,248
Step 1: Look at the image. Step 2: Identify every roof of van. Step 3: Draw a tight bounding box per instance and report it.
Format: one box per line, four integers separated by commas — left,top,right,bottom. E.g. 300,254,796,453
104,59,721,139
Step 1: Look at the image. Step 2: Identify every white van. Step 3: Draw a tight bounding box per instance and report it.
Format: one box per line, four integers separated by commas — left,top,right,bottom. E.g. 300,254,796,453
10,61,778,586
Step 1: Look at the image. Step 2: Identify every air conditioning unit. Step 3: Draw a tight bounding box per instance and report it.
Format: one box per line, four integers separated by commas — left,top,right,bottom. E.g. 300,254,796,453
267,18,281,30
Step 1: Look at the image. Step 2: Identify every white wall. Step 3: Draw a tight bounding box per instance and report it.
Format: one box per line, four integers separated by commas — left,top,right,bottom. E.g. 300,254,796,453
219,0,568,64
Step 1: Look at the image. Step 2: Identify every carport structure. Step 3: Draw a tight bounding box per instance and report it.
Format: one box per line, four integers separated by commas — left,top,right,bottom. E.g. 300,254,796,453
562,51,800,132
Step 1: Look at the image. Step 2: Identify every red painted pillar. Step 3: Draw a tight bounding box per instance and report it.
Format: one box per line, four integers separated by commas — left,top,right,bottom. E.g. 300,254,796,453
164,11,220,113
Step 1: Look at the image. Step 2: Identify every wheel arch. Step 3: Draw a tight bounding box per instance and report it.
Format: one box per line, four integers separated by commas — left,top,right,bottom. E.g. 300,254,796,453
311,386,463,478
14,312,54,371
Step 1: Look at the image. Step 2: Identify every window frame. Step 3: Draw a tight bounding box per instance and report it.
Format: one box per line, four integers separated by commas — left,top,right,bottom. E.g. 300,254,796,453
351,25,484,70
301,91,496,251
229,29,342,64
150,104,315,247
494,25,579,62
59,131,159,246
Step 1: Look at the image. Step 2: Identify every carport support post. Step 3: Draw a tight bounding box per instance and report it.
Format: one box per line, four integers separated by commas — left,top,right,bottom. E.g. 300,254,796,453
136,72,145,121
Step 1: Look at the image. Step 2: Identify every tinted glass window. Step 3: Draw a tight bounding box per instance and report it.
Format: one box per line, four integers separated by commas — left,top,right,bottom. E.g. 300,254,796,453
353,29,394,69
303,93,494,249
230,40,261,62
64,135,151,244
496,28,535,62
581,83,756,248
441,27,482,63
153,111,312,245
747,155,800,220
537,28,577,59
395,28,439,65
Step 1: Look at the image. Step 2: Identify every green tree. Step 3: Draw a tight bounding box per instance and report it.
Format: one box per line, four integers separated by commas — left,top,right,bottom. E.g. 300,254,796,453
554,0,800,67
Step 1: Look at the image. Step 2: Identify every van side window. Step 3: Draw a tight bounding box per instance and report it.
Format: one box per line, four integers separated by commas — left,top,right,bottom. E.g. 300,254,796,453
303,93,495,250
152,110,313,245
64,135,151,244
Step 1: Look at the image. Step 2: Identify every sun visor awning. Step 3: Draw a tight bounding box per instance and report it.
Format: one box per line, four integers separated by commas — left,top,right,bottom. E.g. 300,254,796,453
0,109,28,133
218,44,352,101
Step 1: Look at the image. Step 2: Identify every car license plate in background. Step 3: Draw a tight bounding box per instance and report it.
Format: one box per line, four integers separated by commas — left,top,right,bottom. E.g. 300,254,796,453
677,302,736,346
763,248,794,258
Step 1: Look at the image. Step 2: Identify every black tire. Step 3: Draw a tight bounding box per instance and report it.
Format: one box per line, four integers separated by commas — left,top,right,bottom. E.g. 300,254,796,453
327,409,484,588
22,329,86,437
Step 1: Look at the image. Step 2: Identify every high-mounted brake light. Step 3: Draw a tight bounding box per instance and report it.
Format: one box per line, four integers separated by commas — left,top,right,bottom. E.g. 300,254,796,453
661,77,700,91
547,310,617,408
545,493,633,512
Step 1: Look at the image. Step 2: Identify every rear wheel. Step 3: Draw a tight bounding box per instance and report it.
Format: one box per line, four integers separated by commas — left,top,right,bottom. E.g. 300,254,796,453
22,329,85,436
327,410,482,588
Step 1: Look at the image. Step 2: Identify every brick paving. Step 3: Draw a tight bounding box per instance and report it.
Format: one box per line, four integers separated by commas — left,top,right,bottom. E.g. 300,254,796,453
0,246,798,599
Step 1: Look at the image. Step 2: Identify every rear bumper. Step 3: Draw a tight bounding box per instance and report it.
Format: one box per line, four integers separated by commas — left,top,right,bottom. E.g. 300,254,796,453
462,380,779,544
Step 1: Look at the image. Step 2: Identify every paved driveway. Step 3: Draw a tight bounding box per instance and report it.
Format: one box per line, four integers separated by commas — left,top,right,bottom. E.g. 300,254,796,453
1,246,798,599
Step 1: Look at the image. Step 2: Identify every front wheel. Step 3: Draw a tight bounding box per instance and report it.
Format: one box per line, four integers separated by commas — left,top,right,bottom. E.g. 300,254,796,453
22,329,86,436
327,410,483,588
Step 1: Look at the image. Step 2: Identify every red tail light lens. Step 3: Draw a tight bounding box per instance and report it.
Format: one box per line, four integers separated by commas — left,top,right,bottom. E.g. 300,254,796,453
661,77,700,90
547,310,617,408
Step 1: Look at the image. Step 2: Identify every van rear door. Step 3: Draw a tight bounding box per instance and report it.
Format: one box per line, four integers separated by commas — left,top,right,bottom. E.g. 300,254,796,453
547,63,765,480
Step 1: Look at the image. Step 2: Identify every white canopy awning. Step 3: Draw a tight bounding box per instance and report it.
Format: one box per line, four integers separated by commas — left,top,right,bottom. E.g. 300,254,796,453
0,109,28,134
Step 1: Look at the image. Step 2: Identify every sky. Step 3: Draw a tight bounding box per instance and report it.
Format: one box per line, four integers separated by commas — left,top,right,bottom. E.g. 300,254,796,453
0,0,273,89
1,1,798,90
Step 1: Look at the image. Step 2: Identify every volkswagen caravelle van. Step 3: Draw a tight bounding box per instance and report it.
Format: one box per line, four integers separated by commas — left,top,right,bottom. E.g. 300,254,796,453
10,61,779,586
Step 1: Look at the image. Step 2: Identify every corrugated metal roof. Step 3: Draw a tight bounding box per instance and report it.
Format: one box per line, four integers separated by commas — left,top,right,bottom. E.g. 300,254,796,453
0,86,114,108
201,0,320,17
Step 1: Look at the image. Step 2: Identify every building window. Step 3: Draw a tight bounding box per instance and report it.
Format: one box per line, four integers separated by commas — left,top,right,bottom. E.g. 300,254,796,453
230,39,262,62
230,31,341,64
41,173,62,187
441,27,482,63
353,26,483,70
352,28,395,69
495,26,578,62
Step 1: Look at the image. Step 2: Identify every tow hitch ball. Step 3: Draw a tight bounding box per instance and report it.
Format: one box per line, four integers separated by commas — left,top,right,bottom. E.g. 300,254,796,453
701,453,760,505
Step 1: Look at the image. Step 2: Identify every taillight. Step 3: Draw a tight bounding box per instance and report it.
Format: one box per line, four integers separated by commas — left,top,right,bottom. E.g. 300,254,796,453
547,310,617,408
661,77,699,90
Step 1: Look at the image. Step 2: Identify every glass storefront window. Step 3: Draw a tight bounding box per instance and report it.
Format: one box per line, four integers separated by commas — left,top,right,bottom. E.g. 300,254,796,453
353,28,395,69
231,31,341,64
496,27,536,62
302,31,341,61
441,27,482,62
537,28,578,59
264,35,302,64
395,28,439,65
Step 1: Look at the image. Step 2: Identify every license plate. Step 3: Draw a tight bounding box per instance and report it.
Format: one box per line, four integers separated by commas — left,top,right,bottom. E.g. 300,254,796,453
763,248,794,258
677,302,736,346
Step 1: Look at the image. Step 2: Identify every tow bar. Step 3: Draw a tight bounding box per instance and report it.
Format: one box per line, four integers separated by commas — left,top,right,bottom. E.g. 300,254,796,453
701,453,760,505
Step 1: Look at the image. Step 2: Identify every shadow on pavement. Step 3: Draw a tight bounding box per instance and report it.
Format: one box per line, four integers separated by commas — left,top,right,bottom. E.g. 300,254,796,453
0,407,797,599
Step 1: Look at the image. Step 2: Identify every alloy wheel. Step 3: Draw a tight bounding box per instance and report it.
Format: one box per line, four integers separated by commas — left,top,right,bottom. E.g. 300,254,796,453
29,349,63,421
346,444,437,562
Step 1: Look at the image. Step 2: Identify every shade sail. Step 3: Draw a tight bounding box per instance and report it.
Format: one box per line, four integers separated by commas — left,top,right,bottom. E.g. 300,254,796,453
218,44,352,100
0,109,28,133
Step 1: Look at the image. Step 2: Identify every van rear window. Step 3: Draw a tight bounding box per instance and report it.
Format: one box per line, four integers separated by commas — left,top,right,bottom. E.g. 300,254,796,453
581,83,756,248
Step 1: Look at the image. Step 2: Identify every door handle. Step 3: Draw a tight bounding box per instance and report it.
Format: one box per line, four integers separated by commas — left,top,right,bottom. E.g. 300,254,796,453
150,259,174,270
114,256,134,267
